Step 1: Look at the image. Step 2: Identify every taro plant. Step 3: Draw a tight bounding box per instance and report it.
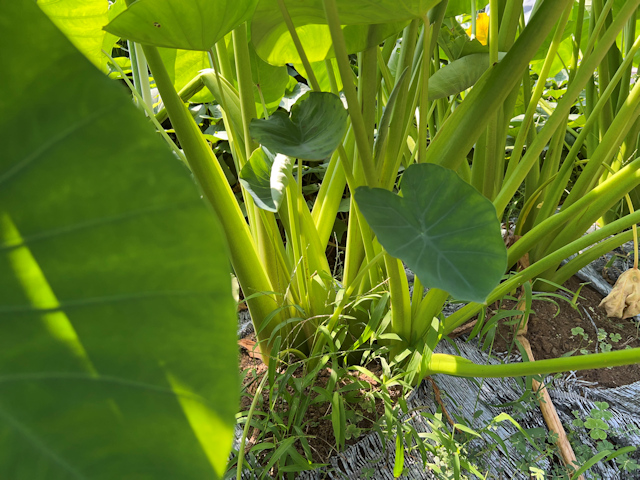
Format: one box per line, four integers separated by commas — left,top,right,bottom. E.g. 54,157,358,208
6,0,640,475
100,0,640,374
99,0,640,377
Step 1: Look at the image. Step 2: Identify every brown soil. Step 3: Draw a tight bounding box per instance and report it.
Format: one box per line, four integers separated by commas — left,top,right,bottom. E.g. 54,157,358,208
236,337,403,473
491,276,640,388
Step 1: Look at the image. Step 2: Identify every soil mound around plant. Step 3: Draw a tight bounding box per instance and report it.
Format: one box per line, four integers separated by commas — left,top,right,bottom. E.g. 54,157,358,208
492,276,640,388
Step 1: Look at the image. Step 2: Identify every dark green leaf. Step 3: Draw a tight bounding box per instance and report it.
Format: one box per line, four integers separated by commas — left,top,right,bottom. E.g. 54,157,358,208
250,92,347,160
0,3,237,478
356,164,507,303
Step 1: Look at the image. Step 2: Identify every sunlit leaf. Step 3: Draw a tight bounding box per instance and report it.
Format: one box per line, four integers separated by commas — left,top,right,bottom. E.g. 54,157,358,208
251,0,416,65
105,0,258,51
158,49,214,104
292,58,343,94
37,0,109,70
356,164,507,303
0,2,237,478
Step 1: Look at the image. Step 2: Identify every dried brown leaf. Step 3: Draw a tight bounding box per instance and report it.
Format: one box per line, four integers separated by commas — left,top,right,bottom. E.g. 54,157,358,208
599,268,640,319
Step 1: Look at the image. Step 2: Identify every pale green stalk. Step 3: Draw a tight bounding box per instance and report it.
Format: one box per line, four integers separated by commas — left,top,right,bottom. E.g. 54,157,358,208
215,38,235,85
508,159,640,269
103,50,186,163
417,17,430,164
384,253,412,351
551,231,633,286
430,0,574,170
533,34,640,231
276,0,321,91
380,20,419,189
412,288,449,346
128,41,153,112
322,0,377,187
427,348,640,378
504,2,573,182
139,43,281,358
231,25,291,299
494,0,640,216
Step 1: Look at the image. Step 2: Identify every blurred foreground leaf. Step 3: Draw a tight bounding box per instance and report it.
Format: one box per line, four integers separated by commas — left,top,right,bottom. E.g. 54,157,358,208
0,2,237,478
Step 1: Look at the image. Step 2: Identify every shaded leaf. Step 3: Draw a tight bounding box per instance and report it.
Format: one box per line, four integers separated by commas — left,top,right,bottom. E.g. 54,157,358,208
429,52,506,101
356,164,507,303
250,92,347,160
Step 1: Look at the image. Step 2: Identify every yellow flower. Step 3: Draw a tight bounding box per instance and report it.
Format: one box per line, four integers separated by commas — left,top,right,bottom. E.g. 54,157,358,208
465,12,490,46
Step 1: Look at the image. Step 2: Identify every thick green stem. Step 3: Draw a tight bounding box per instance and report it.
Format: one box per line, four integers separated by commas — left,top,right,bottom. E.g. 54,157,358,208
322,0,377,187
140,45,281,357
507,159,640,269
384,253,412,347
495,0,640,216
412,288,449,345
504,2,573,184
427,348,640,378
427,0,573,169
418,18,430,164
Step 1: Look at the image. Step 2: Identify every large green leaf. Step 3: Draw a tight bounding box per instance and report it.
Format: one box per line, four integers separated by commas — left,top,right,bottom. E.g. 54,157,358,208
249,92,347,160
239,147,293,212
252,0,439,28
104,0,258,51
37,0,109,71
0,2,237,479
355,164,507,303
252,12,407,65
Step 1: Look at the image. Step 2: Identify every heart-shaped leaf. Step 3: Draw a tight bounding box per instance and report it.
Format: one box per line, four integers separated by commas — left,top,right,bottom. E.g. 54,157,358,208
356,164,507,303
1,2,237,477
249,92,347,160
239,147,293,212
104,0,257,51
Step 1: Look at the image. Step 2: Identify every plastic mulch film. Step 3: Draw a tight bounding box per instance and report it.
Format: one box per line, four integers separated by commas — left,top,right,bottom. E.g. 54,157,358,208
298,337,640,479
237,239,640,479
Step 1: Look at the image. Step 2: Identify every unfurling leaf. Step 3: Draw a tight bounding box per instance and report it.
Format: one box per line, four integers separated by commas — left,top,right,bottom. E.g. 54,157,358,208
599,268,640,319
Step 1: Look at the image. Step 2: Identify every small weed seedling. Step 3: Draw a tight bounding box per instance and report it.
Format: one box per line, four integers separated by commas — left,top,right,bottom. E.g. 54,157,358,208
570,402,640,476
